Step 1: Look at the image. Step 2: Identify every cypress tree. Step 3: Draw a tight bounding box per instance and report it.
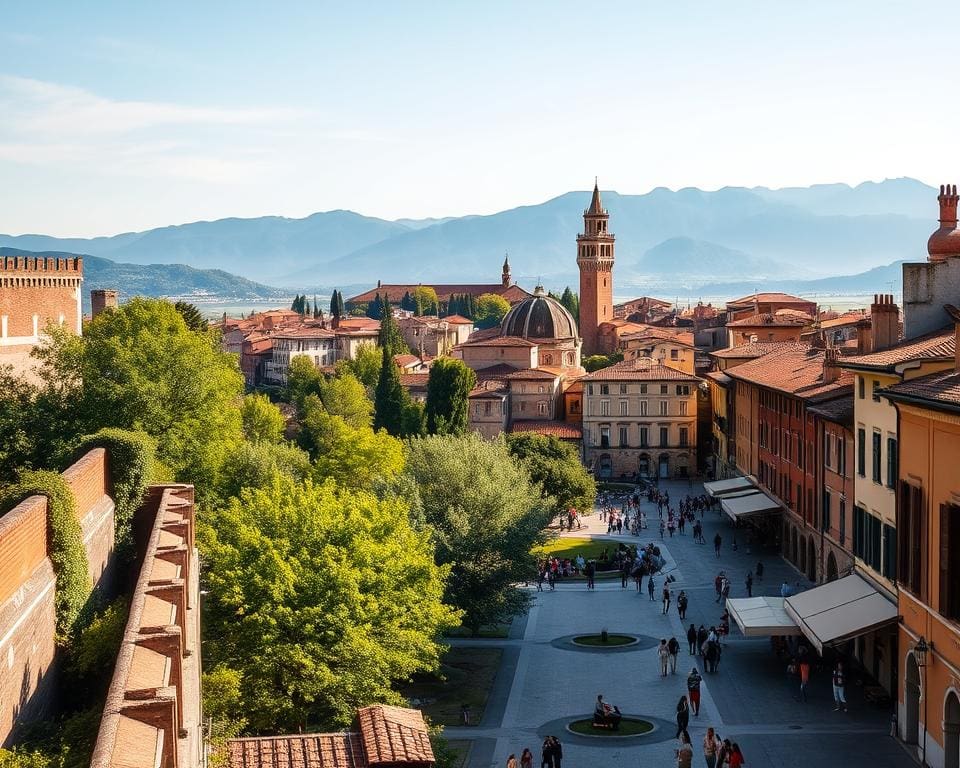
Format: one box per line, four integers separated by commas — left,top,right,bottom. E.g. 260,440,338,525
374,345,405,435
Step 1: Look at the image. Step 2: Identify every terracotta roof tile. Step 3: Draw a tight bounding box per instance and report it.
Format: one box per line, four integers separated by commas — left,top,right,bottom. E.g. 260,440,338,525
727,292,813,307
510,420,583,439
399,373,430,388
355,705,434,765
474,363,520,379
807,394,856,426
840,327,954,371
227,733,368,768
583,360,701,382
882,369,960,411
705,370,732,385
503,368,560,380
725,347,853,400
726,311,812,328
710,341,809,360
460,335,537,348
442,314,474,324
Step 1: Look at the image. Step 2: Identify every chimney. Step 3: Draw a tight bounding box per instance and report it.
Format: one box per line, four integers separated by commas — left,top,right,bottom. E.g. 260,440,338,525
823,346,841,384
855,318,873,355
91,288,118,318
946,305,960,372
928,184,960,262
870,294,900,353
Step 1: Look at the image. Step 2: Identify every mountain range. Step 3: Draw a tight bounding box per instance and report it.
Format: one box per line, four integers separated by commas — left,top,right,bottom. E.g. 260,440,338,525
0,178,939,295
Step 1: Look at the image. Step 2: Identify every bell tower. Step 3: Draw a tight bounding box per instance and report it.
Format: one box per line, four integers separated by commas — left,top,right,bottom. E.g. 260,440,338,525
502,252,511,287
576,179,615,355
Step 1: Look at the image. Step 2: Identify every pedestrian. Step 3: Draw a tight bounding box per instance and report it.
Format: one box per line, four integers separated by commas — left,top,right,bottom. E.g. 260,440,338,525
721,578,731,602
745,571,753,597
687,667,702,715
585,560,595,590
687,623,698,655
676,730,694,768
547,568,555,591
780,580,790,598
703,727,721,768
507,755,517,768
714,573,723,603
675,695,690,738
668,636,680,673
756,560,764,581
648,575,656,601
662,584,672,614
713,533,722,558
660,519,666,539
717,739,732,768
798,657,810,702
832,661,847,712
537,568,545,592
697,625,708,655
620,561,629,589
658,639,670,677
550,736,562,768
678,589,688,620
520,749,533,768
728,743,745,768
540,738,552,768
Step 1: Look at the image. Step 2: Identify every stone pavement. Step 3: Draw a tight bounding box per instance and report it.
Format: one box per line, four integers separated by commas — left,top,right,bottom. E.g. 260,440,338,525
442,479,917,768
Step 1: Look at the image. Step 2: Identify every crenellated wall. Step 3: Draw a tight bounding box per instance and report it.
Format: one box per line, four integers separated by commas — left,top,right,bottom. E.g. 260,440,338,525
0,448,115,746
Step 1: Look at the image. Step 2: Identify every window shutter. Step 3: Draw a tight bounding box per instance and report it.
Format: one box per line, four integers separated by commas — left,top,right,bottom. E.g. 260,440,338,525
941,504,951,617
911,485,923,597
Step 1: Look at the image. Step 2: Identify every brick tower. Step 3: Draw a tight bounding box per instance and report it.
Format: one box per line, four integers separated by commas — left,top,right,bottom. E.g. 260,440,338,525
577,180,615,355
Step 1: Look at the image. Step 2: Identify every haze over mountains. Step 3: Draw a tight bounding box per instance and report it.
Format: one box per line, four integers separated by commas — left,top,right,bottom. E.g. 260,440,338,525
0,178,936,296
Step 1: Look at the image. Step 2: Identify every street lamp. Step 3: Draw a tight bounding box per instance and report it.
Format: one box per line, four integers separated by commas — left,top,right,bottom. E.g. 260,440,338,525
915,636,928,668
915,636,930,766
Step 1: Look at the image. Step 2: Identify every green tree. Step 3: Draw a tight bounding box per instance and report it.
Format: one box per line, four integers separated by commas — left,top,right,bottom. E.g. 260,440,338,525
218,440,312,500
320,372,373,429
374,346,405,435
474,293,510,329
366,293,383,320
174,301,208,333
335,342,380,388
583,353,622,372
412,286,439,316
377,300,408,356
425,358,476,435
285,355,325,412
406,434,550,634
506,433,595,518
33,298,244,493
198,474,460,731
240,393,286,443
330,289,343,319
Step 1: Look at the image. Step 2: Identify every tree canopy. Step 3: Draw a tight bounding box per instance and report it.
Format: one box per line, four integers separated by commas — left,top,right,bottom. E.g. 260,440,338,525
405,434,550,634
473,293,510,329
335,343,380,388
240,394,286,444
506,433,596,518
198,474,460,732
425,358,476,436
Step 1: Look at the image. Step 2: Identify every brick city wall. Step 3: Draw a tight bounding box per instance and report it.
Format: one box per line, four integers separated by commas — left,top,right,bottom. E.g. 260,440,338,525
0,255,83,341
0,448,115,746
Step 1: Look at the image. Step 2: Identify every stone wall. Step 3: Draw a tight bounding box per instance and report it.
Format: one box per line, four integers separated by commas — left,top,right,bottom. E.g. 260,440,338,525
902,257,960,340
0,448,115,746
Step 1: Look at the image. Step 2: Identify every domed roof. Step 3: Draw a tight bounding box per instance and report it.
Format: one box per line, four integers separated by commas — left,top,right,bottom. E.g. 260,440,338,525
500,286,578,340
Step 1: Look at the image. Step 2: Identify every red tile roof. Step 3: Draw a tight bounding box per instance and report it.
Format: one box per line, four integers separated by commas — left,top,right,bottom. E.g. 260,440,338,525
355,705,434,766
399,373,430,388
727,292,814,307
460,335,536,348
840,327,954,371
710,341,809,360
727,311,812,328
442,314,474,324
510,420,583,440
504,368,560,380
273,327,335,339
881,369,960,411
705,370,732,385
474,363,521,379
228,733,368,768
583,359,701,382
724,347,853,400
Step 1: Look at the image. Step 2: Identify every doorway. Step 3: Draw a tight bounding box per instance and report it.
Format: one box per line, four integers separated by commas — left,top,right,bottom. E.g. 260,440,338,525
826,552,838,582
658,454,669,479
904,653,920,746
945,690,960,768
807,537,817,582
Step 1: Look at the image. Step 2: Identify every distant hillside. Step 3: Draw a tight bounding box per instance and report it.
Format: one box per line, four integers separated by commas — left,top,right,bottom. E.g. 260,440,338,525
0,178,938,289
0,247,284,311
696,260,907,298
626,237,791,279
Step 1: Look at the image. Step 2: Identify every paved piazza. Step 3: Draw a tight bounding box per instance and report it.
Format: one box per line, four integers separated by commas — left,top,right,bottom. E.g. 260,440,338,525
443,479,917,768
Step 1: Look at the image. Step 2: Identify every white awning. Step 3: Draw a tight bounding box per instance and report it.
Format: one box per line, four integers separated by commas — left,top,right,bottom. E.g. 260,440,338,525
721,491,781,521
726,596,801,637
784,574,899,654
703,476,755,498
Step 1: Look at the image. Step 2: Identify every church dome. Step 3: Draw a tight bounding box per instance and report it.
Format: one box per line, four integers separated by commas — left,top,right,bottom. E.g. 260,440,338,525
500,286,578,340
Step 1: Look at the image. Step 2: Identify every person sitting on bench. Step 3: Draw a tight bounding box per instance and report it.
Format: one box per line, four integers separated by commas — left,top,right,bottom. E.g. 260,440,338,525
593,696,623,729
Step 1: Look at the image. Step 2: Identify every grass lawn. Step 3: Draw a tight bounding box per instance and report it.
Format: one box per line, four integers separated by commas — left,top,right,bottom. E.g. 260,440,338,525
400,647,502,726
533,537,632,579
443,623,510,639
568,717,653,736
572,634,635,646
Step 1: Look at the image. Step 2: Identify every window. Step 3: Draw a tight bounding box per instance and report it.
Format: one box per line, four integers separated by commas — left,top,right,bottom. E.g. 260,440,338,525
839,498,846,546
484,402,491,416
858,377,865,399
676,385,690,395
640,427,649,447
588,384,594,395
882,523,896,581
679,401,688,416
837,436,846,476
474,403,480,417
600,426,610,448
519,401,527,412
872,380,880,403
822,488,831,531
600,400,610,416
640,400,648,416
824,431,832,469
670,349,679,360
857,428,866,476
537,385,545,394
619,425,628,446
659,401,668,416
600,384,609,395
898,482,925,597
679,427,688,447
620,384,627,394
941,503,960,620
659,426,669,447
872,431,882,483
886,437,897,489
660,385,668,395
619,399,628,416
640,384,648,394
537,401,548,415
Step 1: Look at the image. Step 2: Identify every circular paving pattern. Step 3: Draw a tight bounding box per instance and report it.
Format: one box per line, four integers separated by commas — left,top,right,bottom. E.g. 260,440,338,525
537,714,674,746
551,633,658,653
567,717,654,737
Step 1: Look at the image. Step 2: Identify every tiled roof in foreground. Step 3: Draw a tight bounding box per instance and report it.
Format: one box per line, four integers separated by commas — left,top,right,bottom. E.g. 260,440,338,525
839,327,954,371
583,359,700,382
510,420,583,439
882,369,960,412
724,347,852,400
710,341,808,360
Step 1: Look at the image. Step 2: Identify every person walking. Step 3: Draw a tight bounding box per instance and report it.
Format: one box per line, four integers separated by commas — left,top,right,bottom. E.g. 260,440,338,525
832,661,848,712
658,639,670,677
798,657,810,702
713,533,722,558
585,560,595,591
745,571,754,597
649,575,656,601
756,560,764,581
675,695,690,738
703,728,721,768
660,519,666,539
537,568,545,592
507,755,518,768
520,749,533,768
697,625,708,656
540,738,552,768
687,667,702,715
550,736,562,768
717,739,732,768
676,730,694,768
678,590,688,620
728,743,745,768
668,636,681,673
687,623,698,655
620,561,629,589
662,584,672,614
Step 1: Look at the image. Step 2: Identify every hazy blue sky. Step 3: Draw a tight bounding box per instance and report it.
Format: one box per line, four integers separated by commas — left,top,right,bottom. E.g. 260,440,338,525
1,1,955,236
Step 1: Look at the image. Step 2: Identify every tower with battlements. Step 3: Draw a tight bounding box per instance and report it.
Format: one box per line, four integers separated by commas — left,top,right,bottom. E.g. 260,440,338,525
576,181,615,355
